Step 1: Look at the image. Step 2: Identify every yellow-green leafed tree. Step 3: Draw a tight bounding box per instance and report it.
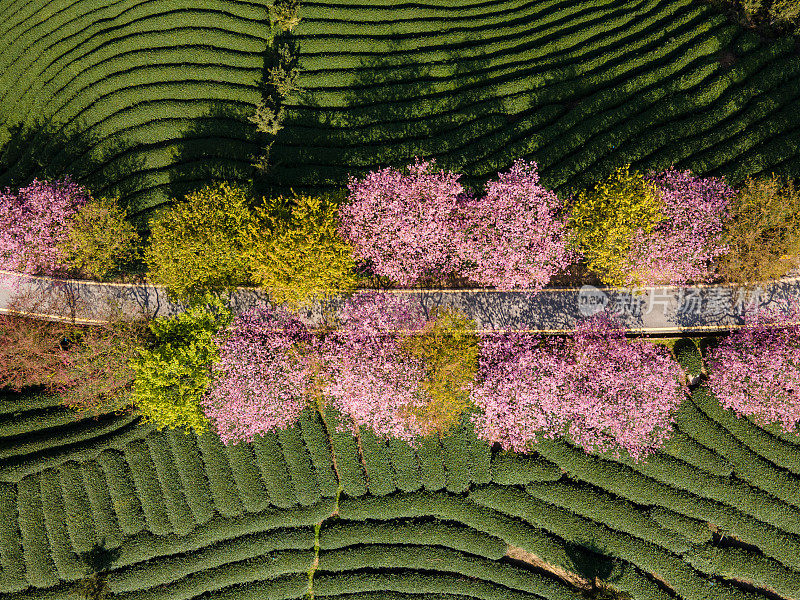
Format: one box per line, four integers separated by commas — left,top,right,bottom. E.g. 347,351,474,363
243,192,360,312
144,182,257,304
715,174,800,287
567,164,664,287
56,196,141,281
127,292,233,435
396,306,480,436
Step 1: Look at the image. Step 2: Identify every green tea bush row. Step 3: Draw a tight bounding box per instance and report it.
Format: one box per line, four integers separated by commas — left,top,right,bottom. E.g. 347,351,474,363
674,338,703,378
109,550,314,600
95,449,147,537
0,411,139,465
79,460,123,548
491,451,562,486
0,481,25,591
0,418,154,484
691,384,800,474
416,435,447,492
298,409,339,497
318,518,507,559
56,461,97,554
441,424,471,493
251,431,298,509
648,507,714,545
0,389,62,415
464,423,492,485
222,441,271,514
681,390,800,511
312,570,545,600
530,438,800,570
38,468,86,580
358,428,396,497
207,573,308,600
684,545,800,599
114,501,327,567
470,485,750,600
0,405,91,440
122,440,173,536
316,544,578,600
322,411,366,498
109,528,316,593
659,428,734,477
525,481,695,554
277,425,321,506
144,433,196,535
166,429,216,525
620,436,800,535
16,474,58,587
195,430,245,517
387,437,422,493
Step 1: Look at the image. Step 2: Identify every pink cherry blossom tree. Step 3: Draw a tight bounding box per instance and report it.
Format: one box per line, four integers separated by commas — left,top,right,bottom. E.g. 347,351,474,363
0,177,91,276
622,167,735,286
451,159,579,289
470,312,687,461
706,300,800,433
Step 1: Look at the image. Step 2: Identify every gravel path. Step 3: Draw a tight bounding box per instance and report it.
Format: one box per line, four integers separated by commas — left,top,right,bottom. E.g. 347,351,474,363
2,268,800,334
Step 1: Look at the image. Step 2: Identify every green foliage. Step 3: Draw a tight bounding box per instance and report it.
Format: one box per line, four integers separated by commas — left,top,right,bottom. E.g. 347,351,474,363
673,338,703,378
0,482,25,590
440,422,471,493
358,427,396,496
647,507,713,545
144,433,197,535
79,461,124,548
195,429,246,517
56,195,142,281
416,435,447,492
39,468,87,579
567,164,664,286
318,518,507,559
277,425,321,506
127,292,233,435
17,474,59,587
57,461,97,554
143,182,257,304
321,410,367,498
298,408,339,498
270,0,302,33
243,192,360,311
95,449,146,537
122,440,172,536
491,451,563,486
715,174,800,286
223,441,271,513
387,437,422,493
396,306,480,435
251,431,298,509
166,429,216,525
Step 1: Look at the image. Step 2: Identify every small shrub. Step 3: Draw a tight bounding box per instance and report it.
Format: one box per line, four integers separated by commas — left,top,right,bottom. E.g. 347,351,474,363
270,0,301,32
143,182,257,304
567,165,664,287
249,101,285,136
715,174,800,286
243,193,360,311
55,195,141,281
127,292,234,434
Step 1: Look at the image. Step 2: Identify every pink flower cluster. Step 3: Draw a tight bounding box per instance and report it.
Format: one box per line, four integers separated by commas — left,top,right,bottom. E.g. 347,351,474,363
338,157,577,290
450,159,580,289
706,301,800,433
0,177,90,276
623,167,735,286
318,292,433,441
470,313,687,460
201,307,323,445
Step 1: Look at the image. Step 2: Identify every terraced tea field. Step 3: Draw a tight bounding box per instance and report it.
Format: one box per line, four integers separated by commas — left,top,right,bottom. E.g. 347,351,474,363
0,0,798,232
0,345,799,599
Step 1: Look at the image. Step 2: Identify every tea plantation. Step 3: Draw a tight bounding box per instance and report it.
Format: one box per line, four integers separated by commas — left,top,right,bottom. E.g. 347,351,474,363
0,343,797,599
0,0,798,231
